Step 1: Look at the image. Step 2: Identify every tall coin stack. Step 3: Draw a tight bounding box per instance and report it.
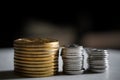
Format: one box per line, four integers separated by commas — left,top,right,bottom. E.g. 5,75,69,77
61,44,85,74
14,38,59,77
86,48,109,73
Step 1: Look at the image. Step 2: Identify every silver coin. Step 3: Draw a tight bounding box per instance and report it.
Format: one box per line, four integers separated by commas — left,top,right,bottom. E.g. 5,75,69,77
90,65,108,68
89,63,108,66
63,67,82,70
88,57,108,60
89,60,108,64
64,70,84,74
63,59,82,62
90,69,107,73
89,53,108,56
62,55,82,58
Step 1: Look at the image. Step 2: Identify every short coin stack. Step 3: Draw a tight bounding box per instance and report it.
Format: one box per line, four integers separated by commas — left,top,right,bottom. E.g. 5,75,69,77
14,38,59,77
62,45,85,74
87,48,109,73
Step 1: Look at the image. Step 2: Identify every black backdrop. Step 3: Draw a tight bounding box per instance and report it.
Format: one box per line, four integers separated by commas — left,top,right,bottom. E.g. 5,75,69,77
1,9,120,47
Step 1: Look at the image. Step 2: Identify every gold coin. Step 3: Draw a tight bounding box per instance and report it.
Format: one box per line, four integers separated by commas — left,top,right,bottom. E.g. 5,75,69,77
14,43,59,48
14,53,58,58
14,59,58,62
14,47,59,52
14,50,58,55
14,55,58,61
14,68,57,73
14,65,58,71
15,69,57,74
14,38,59,48
14,62,58,67
15,71,55,77
14,44,59,48
14,59,58,64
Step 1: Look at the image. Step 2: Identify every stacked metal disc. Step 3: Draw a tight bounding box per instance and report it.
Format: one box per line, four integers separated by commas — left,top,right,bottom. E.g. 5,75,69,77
61,44,85,74
86,48,109,73
14,38,59,77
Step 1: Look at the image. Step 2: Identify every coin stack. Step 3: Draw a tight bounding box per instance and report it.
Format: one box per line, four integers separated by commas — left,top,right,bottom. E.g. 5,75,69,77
61,44,85,74
86,48,109,73
14,38,59,77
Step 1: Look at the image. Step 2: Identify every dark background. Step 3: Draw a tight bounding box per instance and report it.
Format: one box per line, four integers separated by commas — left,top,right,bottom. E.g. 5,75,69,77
1,8,120,48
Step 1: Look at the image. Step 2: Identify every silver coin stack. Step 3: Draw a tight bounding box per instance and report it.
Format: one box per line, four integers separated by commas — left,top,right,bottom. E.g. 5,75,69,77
61,45,85,74
86,48,109,73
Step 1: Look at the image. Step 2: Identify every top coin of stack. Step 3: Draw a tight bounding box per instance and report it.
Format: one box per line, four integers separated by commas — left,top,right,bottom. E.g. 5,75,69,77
14,38,59,77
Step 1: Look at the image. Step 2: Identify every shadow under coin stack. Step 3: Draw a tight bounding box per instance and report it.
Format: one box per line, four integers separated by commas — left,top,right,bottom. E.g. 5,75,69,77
14,38,59,77
87,48,109,73
62,45,85,74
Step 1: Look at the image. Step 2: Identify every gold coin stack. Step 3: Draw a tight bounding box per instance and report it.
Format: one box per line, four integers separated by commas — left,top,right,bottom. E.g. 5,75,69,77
13,38,59,77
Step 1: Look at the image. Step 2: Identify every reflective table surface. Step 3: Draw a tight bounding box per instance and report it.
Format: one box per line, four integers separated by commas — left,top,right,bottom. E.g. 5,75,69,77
0,48,120,80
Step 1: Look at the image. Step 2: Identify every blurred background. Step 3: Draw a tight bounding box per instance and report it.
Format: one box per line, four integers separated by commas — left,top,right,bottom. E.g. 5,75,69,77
1,8,120,49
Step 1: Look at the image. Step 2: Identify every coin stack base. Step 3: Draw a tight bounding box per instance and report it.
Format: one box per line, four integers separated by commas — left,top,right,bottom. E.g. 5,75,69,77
14,38,59,77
